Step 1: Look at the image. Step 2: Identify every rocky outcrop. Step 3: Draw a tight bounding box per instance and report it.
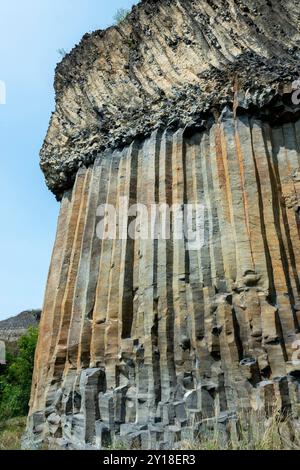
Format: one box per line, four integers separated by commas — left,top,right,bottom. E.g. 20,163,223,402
27,0,300,450
41,0,300,199
0,310,41,344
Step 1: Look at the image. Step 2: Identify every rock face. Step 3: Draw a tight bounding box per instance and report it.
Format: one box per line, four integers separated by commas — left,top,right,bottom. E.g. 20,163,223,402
41,0,300,199
27,0,300,449
0,310,41,344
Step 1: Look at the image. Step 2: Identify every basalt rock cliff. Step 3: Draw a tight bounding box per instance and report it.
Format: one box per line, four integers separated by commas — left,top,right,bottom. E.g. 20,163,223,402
26,0,300,449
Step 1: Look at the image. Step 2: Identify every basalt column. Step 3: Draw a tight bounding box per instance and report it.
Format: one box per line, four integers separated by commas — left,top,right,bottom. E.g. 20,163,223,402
26,0,300,449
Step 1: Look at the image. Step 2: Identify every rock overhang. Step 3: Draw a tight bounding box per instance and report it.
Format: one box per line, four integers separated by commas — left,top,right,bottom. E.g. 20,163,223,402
41,0,300,199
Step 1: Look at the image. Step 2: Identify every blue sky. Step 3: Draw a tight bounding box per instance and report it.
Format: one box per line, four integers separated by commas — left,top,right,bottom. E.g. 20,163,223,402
0,0,137,320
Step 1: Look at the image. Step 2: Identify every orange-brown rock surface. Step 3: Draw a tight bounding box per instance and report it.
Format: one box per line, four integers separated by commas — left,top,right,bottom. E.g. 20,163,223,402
26,0,300,449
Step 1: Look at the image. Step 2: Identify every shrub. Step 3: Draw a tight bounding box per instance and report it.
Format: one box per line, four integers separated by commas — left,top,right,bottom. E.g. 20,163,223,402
57,48,67,58
113,8,129,24
0,327,38,420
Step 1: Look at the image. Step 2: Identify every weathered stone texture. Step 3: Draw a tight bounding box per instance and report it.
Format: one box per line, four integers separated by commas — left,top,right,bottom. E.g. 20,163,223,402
27,114,300,449
41,0,300,198
26,0,300,450
0,310,41,344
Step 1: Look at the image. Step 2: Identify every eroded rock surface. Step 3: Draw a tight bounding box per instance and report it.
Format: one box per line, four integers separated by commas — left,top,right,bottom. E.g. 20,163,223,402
41,0,300,198
27,0,300,450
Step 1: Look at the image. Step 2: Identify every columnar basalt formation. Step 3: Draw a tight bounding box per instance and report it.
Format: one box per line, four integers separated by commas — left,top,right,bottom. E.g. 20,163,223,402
26,0,300,449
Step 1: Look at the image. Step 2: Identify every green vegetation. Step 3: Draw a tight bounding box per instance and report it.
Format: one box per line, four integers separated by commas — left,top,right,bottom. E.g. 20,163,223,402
113,8,129,24
0,326,298,451
0,327,38,420
57,48,67,58
0,417,27,450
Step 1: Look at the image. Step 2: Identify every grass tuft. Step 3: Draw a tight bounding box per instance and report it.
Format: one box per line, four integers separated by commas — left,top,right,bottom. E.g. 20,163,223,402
181,408,300,451
0,417,27,450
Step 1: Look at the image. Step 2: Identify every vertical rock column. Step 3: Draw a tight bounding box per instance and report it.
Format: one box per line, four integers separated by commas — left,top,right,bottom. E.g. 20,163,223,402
27,114,300,449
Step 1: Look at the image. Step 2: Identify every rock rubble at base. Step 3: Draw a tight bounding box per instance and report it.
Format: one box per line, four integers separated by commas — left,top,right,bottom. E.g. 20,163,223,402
26,0,300,450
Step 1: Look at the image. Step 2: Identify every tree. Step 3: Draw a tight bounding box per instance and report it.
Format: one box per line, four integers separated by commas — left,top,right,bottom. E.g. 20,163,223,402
0,327,38,420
